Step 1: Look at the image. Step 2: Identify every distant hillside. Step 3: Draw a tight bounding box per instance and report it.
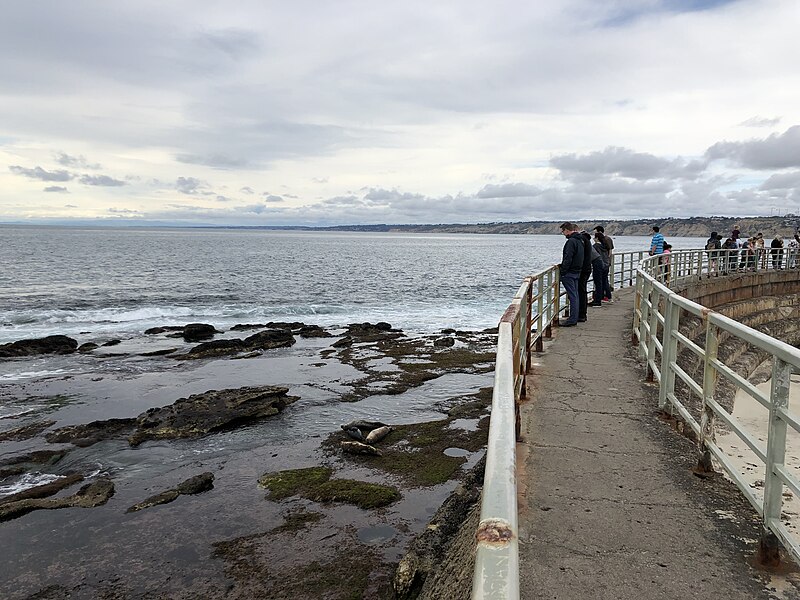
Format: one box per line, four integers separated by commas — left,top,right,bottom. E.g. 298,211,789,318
320,215,800,238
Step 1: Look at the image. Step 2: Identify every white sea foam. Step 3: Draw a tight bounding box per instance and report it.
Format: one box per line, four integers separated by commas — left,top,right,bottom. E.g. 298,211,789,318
1,230,705,345
0,368,73,382
0,472,65,498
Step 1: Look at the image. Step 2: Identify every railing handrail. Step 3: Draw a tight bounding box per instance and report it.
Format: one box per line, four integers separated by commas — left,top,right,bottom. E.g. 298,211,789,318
472,249,649,599
633,247,800,564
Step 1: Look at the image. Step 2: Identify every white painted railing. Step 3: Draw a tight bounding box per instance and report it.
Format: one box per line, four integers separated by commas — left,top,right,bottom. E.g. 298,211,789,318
472,250,644,599
633,248,800,563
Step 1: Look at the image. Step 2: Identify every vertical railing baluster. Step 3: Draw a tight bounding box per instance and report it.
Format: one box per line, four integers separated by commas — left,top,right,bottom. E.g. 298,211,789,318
659,297,680,413
698,320,719,473
646,285,660,381
639,277,651,359
761,357,792,564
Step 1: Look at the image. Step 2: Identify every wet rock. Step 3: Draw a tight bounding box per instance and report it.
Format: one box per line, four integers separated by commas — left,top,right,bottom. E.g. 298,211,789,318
78,342,99,353
144,326,183,335
332,336,352,348
185,329,295,359
298,325,331,338
139,348,178,356
231,351,262,359
267,321,306,330
230,323,270,331
46,418,137,447
0,478,114,522
441,328,457,335
0,473,84,505
185,339,247,359
101,339,122,347
343,322,403,343
0,420,56,442
0,450,69,478
176,472,215,495
129,386,298,446
0,335,78,358
181,323,218,342
126,490,180,513
393,455,485,599
243,328,296,350
126,472,214,513
433,337,455,348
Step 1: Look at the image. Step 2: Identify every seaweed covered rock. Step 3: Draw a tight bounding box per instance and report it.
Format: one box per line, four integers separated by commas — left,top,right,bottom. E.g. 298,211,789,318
259,467,400,509
345,322,402,342
129,386,298,446
243,328,296,350
298,325,331,338
184,328,296,359
126,472,214,512
0,478,115,522
0,335,78,358
0,449,68,479
46,418,137,447
186,339,247,358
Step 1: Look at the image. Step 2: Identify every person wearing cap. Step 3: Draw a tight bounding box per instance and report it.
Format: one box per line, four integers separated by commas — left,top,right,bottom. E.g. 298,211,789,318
593,225,614,301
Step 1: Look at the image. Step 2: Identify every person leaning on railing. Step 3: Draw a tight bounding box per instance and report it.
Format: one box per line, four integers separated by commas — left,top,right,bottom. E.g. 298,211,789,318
649,226,666,280
771,235,784,270
705,232,722,277
558,222,584,327
722,237,738,274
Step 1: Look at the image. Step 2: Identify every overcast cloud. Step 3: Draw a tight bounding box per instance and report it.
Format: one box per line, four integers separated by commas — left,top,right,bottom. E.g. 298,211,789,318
1,0,799,226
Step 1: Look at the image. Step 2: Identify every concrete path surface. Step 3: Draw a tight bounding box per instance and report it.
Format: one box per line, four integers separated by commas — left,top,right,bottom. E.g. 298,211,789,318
516,289,800,599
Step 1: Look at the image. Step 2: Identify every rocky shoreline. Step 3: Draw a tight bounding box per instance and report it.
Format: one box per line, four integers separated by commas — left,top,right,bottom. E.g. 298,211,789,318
0,320,495,599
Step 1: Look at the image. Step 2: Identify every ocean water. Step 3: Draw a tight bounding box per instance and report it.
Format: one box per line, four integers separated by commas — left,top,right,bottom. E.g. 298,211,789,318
0,226,703,344
0,226,706,596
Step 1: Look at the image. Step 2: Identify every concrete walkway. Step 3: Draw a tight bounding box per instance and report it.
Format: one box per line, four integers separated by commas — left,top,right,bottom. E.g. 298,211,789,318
516,289,797,599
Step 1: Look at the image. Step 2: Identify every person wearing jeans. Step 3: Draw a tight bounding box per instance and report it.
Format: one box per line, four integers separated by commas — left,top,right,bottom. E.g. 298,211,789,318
559,222,585,327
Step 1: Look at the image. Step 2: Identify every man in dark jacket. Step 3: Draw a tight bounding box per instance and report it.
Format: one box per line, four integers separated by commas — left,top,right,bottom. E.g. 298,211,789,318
559,222,584,327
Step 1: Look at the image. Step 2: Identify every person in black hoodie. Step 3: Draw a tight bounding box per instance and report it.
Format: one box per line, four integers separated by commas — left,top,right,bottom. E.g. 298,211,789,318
577,230,593,322
558,222,584,327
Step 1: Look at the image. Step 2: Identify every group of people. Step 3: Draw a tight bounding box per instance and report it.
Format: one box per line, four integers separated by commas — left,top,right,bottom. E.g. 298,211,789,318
558,222,614,327
558,222,800,327
705,228,800,274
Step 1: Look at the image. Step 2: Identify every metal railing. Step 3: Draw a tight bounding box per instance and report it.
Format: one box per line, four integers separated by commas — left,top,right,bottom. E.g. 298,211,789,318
633,247,800,563
472,250,644,599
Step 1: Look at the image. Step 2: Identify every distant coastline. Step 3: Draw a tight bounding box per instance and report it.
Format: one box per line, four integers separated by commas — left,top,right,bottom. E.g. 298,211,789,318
3,215,799,237
307,215,800,237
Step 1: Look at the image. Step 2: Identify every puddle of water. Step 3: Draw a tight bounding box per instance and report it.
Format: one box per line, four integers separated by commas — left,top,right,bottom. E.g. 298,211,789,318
364,357,401,372
448,418,480,432
443,447,470,458
357,524,397,544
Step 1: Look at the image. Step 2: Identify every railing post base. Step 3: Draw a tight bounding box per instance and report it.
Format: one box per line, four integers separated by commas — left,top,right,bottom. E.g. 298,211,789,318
757,529,783,568
693,445,714,477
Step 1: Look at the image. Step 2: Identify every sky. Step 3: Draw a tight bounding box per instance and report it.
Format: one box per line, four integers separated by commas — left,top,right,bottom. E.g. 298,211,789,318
1,0,799,227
